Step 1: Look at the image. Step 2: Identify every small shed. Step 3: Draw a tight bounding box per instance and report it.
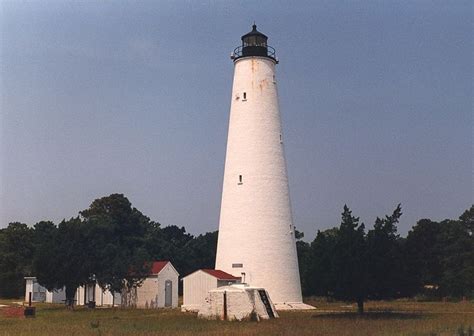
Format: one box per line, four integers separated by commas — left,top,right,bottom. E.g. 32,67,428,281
125,261,179,308
24,277,47,302
76,283,120,307
182,269,240,312
24,277,66,304
25,277,118,306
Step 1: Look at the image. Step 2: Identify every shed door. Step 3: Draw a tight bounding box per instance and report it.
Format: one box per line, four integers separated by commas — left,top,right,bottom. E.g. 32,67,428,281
165,280,172,307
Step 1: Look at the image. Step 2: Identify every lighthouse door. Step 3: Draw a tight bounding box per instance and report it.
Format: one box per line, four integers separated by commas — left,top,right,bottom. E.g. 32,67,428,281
165,280,172,307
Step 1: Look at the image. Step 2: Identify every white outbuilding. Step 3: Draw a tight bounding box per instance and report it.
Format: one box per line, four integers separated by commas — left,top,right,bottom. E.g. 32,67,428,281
24,277,66,304
24,260,178,308
25,277,119,306
76,283,120,307
182,269,240,312
24,277,48,302
126,261,179,308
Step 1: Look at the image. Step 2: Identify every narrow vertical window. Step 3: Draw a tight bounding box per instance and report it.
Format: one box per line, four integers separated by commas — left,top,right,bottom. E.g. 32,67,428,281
243,92,247,100
280,134,282,143
238,175,243,184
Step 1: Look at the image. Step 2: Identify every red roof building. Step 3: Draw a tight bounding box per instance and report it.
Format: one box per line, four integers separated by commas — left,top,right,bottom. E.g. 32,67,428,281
201,269,240,280
182,269,241,312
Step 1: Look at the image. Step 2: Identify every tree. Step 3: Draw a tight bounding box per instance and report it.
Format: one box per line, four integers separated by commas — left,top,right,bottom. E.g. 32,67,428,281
331,205,367,313
405,218,443,293
404,205,474,299
294,229,312,296
184,231,218,273
307,228,338,297
366,204,404,299
0,223,34,298
80,194,151,303
438,216,474,298
31,221,59,296
33,217,93,306
147,225,194,277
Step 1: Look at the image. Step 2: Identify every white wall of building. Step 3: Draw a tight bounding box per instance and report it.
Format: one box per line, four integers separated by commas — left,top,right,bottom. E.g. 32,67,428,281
133,264,179,308
24,277,46,302
45,289,66,303
182,270,218,311
155,263,179,308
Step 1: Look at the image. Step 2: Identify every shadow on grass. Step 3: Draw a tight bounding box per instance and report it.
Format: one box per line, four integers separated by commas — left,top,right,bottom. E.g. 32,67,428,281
312,311,423,320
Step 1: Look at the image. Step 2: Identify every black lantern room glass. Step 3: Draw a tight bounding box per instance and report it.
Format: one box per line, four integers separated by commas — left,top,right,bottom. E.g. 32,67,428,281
232,24,276,61
242,24,268,57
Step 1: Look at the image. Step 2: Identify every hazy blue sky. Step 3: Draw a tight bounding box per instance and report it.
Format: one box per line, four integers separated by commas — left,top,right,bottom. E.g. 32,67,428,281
1,1,472,238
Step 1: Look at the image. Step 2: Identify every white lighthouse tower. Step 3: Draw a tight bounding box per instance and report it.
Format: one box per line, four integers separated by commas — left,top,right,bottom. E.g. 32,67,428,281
215,25,304,307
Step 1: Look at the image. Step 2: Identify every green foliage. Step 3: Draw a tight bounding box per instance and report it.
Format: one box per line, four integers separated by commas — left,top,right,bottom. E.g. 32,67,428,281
1,194,472,307
404,206,474,299
295,228,311,296
307,228,338,296
332,205,368,312
182,231,218,273
33,217,93,302
366,204,405,299
0,223,34,298
80,194,152,295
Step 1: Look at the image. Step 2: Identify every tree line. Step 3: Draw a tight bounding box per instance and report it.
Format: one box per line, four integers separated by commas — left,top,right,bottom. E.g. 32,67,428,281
0,193,472,312
296,204,474,312
0,194,217,305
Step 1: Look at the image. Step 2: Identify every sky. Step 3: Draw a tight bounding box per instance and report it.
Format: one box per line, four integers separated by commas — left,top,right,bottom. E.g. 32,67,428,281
1,0,472,239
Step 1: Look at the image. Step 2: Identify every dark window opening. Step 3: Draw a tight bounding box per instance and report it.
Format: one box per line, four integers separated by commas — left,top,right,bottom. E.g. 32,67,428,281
239,175,243,183
243,92,247,100
232,263,243,268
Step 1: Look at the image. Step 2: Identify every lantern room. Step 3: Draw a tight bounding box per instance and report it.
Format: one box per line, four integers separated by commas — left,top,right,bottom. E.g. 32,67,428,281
231,24,277,62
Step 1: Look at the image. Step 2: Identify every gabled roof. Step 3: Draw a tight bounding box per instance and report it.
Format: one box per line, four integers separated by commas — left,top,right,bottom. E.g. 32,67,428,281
150,261,169,274
201,269,240,280
148,260,179,276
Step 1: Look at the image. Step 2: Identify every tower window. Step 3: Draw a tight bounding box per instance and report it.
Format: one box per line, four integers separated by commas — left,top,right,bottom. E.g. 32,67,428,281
242,92,247,101
238,175,243,185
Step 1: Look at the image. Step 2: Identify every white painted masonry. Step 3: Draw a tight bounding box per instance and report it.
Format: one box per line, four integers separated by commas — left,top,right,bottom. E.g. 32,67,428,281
215,45,303,304
198,285,278,321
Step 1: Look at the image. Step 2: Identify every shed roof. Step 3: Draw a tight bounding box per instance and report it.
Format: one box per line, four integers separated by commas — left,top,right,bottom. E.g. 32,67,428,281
201,269,240,280
150,261,170,275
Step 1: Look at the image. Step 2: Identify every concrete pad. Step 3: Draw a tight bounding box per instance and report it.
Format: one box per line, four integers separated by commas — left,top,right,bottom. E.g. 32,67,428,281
274,302,316,310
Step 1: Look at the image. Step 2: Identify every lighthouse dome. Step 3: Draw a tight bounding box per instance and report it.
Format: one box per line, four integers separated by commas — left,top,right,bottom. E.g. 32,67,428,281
232,24,276,61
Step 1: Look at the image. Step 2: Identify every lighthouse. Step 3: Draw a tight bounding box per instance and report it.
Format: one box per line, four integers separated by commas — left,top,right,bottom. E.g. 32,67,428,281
215,24,304,306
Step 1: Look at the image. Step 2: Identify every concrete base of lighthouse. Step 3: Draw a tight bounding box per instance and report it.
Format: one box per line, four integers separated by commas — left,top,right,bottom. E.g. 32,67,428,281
273,302,316,311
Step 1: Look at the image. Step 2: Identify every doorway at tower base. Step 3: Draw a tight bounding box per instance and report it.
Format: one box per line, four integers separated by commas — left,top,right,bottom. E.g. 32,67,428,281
197,284,279,321
273,302,316,310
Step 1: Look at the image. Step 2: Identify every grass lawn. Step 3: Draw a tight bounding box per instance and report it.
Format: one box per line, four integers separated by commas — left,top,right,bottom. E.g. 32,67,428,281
0,298,473,336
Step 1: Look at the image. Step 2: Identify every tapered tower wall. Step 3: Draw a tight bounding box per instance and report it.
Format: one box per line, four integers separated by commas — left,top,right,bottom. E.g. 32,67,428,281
215,55,302,304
